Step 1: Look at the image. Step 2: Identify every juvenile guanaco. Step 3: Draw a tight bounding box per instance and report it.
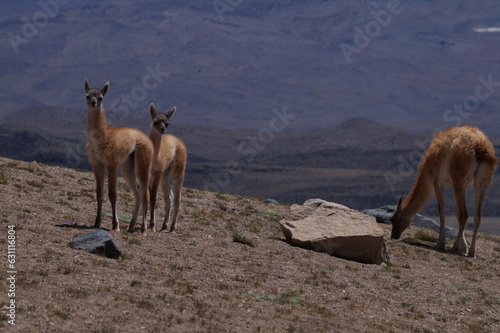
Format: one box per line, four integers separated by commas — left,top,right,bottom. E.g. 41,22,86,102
85,78,154,235
148,103,187,232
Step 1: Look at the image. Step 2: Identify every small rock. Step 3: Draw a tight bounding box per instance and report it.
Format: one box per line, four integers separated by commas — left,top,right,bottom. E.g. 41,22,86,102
69,229,123,259
263,198,279,204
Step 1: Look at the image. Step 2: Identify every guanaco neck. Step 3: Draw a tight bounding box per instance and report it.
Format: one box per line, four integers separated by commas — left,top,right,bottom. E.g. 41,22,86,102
149,127,163,156
87,107,108,134
401,172,433,220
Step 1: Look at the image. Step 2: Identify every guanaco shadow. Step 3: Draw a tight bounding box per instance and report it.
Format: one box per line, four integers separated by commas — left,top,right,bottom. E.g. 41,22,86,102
54,223,97,230
402,238,461,255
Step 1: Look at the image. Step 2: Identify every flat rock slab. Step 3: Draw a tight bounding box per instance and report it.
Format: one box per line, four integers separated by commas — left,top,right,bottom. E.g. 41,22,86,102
362,206,458,239
69,229,123,259
280,199,389,265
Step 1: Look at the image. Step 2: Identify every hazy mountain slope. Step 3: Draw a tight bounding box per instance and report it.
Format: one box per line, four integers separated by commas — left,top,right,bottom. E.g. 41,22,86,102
0,1,499,131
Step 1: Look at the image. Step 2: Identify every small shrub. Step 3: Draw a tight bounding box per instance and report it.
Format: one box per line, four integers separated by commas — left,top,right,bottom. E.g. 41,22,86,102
413,229,439,242
57,265,79,275
128,238,142,246
233,233,255,248
65,287,90,298
92,325,117,333
27,180,44,189
242,292,301,304
54,309,70,320
0,171,7,185
137,300,154,309
130,280,142,287
467,320,491,333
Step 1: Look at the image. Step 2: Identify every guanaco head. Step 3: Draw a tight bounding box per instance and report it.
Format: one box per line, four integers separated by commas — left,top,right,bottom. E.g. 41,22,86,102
390,195,411,239
84,78,109,109
149,103,176,134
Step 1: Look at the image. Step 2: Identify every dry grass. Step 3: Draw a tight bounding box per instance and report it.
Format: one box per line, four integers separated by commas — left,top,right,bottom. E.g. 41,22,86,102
0,156,499,332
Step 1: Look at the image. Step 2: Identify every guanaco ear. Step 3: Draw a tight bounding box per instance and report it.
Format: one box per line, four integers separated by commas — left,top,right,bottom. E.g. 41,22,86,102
166,107,176,120
149,103,156,120
101,81,109,96
396,195,404,211
84,78,90,93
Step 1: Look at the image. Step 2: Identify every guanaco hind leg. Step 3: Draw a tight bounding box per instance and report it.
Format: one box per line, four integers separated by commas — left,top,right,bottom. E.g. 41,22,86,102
451,185,469,255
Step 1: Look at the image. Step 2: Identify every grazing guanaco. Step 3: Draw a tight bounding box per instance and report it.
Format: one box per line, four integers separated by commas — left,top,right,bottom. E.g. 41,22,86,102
85,78,154,235
148,103,187,232
391,126,497,257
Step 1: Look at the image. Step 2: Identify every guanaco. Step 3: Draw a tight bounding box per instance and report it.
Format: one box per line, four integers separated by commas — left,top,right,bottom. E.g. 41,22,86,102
390,126,497,257
148,103,187,232
85,78,154,235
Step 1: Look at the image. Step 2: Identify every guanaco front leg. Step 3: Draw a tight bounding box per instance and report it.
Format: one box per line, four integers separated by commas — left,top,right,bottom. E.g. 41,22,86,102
93,163,105,229
160,175,172,232
169,175,183,232
149,171,162,232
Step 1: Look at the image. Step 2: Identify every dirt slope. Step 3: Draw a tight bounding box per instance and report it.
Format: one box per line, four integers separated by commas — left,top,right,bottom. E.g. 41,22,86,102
0,156,499,332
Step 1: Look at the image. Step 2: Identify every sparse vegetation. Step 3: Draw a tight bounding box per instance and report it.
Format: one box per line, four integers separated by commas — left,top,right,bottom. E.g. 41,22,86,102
54,309,70,320
27,180,44,190
130,280,142,287
242,292,302,305
413,229,439,243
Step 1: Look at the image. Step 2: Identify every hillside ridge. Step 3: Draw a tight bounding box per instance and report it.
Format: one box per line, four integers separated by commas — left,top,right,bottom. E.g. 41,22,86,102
2,110,500,216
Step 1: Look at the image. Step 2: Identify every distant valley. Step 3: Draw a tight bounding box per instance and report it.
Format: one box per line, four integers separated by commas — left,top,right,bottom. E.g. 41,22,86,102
2,106,500,217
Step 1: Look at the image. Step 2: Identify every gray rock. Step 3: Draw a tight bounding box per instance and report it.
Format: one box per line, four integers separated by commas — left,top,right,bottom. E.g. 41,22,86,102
280,199,389,265
69,229,123,259
263,198,279,204
362,206,458,239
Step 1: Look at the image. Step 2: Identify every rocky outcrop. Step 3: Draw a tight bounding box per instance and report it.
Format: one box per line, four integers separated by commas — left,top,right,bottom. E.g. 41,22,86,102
279,199,389,265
